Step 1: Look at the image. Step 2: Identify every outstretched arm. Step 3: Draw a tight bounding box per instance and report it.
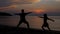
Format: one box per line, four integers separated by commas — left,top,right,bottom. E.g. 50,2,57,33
26,12,32,15
38,16,44,18
48,18,54,22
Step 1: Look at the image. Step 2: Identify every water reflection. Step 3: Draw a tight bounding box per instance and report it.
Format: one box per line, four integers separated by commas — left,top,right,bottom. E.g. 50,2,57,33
0,16,60,31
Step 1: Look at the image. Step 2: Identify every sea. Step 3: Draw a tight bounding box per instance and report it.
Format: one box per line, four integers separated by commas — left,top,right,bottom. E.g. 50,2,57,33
0,16,60,31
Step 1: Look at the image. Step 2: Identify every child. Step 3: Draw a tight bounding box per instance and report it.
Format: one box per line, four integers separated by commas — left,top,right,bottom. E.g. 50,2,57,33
38,14,54,31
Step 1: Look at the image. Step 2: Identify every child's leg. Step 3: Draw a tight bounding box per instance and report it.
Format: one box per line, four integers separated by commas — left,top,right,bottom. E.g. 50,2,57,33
47,26,51,31
47,24,51,31
42,25,45,30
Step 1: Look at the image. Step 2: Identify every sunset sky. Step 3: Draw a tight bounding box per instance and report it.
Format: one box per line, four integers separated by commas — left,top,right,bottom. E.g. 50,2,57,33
0,0,60,16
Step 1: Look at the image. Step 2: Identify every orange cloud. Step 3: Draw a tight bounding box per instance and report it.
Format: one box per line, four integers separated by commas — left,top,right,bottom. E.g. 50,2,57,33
0,5,17,11
27,0,41,3
11,0,41,4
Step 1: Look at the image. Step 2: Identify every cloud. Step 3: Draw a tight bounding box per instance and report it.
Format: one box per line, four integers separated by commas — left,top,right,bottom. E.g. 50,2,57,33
55,0,60,2
0,0,13,7
11,0,41,5
0,0,17,12
0,0,41,7
0,0,60,16
0,5,17,12
11,0,32,4
38,0,60,11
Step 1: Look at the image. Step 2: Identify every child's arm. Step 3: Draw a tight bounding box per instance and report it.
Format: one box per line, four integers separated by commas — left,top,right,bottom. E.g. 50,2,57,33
38,16,44,18
48,18,54,22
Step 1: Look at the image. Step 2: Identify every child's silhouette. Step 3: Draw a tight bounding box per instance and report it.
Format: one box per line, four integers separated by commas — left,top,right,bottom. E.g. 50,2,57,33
15,9,32,29
38,14,54,31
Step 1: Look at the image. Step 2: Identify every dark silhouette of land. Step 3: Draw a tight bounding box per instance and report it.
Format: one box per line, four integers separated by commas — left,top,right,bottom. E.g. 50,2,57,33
38,14,54,31
0,12,12,16
15,9,32,30
0,24,60,34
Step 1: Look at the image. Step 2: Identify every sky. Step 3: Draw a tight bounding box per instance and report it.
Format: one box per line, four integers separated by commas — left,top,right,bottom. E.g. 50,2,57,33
0,0,60,16
0,0,60,30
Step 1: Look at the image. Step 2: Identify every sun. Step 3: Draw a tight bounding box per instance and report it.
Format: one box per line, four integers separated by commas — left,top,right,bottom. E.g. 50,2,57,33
31,0,41,3
33,9,45,14
35,0,41,3
35,0,41,2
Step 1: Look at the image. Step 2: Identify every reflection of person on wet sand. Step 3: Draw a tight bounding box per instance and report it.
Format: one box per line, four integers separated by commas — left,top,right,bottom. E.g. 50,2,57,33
38,14,54,31
15,9,32,29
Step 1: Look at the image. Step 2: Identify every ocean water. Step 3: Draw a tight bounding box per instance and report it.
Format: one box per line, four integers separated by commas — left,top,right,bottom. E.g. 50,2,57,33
0,16,60,31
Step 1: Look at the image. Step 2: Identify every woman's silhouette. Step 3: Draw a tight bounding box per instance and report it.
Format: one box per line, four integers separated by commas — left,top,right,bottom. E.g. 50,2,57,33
15,9,32,29
38,14,54,31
